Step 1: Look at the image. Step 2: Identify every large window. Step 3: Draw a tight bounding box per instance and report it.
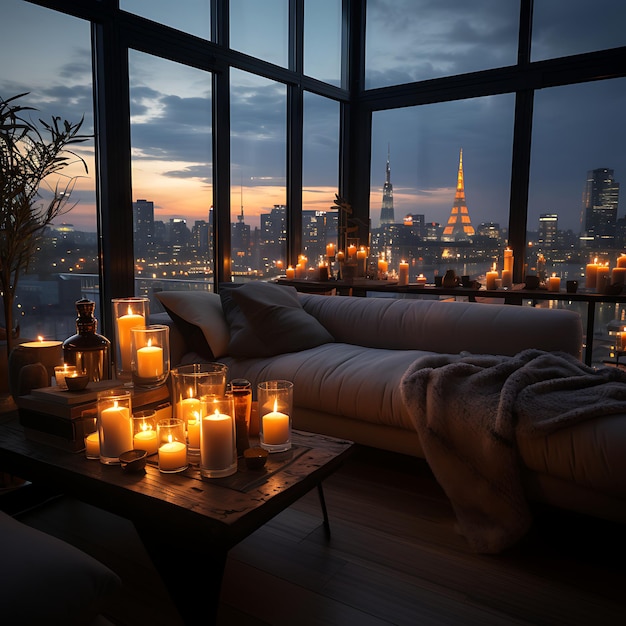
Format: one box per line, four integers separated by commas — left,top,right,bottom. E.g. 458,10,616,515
0,0,96,342
129,51,213,305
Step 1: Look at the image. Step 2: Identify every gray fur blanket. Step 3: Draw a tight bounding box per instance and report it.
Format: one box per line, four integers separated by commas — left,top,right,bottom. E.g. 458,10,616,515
400,348,626,554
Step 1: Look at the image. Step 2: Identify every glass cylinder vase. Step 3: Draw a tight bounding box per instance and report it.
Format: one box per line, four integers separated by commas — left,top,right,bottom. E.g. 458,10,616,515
257,380,293,453
97,388,133,465
112,297,150,380
130,325,170,388
199,394,237,478
157,418,188,473
132,410,158,455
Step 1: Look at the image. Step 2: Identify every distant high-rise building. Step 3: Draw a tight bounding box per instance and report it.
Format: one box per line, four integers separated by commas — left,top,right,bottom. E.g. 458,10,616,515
476,222,500,239
442,149,475,241
133,199,154,257
379,147,395,225
538,214,558,247
582,168,620,248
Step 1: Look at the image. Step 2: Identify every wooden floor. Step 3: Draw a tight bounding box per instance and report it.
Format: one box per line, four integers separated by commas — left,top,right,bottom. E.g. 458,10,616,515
5,446,626,626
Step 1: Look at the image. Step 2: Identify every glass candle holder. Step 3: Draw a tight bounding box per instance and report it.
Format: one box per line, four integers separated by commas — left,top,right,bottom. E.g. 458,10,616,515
231,379,252,456
172,363,229,455
130,325,170,388
199,394,237,478
97,389,133,465
132,410,158,456
157,418,188,473
54,364,77,389
112,297,150,380
257,380,293,453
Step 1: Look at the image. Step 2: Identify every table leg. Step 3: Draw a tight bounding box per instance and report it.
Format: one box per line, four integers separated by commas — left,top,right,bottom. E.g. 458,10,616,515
317,483,331,539
134,520,227,626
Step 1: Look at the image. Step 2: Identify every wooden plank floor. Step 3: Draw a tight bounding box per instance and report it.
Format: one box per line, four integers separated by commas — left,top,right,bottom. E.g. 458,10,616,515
6,446,626,626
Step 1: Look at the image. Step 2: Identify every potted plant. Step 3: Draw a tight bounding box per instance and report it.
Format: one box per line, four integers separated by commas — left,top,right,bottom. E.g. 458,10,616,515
0,92,89,367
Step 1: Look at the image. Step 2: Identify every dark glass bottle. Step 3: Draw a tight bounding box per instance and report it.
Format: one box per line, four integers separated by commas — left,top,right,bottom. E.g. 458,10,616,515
63,299,112,382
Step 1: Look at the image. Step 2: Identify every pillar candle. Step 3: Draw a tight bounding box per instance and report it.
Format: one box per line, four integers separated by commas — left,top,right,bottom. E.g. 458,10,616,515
187,413,201,449
620,328,626,350
416,274,427,286
501,269,512,289
378,258,388,274
585,259,599,289
617,255,626,268
116,309,145,372
347,245,356,258
548,274,561,292
503,248,514,274
201,410,234,468
326,243,335,259
285,266,295,280
133,427,158,455
178,393,201,426
136,341,163,378
85,432,100,458
158,439,187,471
262,409,290,445
486,265,499,290
336,251,345,263
596,264,610,293
612,266,626,285
398,261,409,286
99,403,132,459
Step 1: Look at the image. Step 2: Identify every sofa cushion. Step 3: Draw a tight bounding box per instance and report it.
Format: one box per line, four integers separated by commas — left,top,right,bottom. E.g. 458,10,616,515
219,282,334,358
0,510,121,625
155,290,230,359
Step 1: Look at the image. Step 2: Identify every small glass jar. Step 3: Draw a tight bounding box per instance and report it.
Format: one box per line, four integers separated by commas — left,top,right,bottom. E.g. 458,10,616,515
132,410,158,456
54,364,77,389
257,380,293,453
157,418,188,473
130,325,170,388
97,389,133,465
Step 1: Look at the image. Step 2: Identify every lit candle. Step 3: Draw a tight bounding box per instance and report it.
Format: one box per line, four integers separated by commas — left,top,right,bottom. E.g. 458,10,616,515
503,248,514,274
136,339,163,378
596,263,610,293
398,261,409,286
378,257,388,274
85,432,100,458
275,259,283,270
262,400,290,445
116,307,145,372
416,273,427,286
548,273,561,292
187,412,201,449
54,363,76,389
318,263,329,281
158,436,187,472
586,258,599,289
295,263,304,279
99,402,132,460
612,266,626,285
19,337,63,383
326,243,335,259
336,250,345,263
617,254,626,268
347,244,357,258
285,266,295,280
201,409,234,468
501,269,512,289
178,389,201,426
486,264,499,290
133,422,158,455
620,327,626,351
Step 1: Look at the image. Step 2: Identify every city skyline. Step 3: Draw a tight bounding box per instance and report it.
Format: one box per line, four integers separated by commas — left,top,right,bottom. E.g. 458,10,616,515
2,0,626,236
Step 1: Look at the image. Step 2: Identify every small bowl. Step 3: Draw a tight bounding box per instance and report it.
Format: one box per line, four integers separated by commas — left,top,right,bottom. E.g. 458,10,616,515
65,374,89,391
119,449,148,473
243,446,268,470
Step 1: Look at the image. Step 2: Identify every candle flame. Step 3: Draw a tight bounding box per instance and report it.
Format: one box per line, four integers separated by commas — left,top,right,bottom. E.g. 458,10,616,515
127,305,133,315
187,387,194,399
113,401,118,409
168,434,173,444
141,421,150,432
214,409,220,417
273,399,278,412
147,338,152,348
594,257,598,264
38,335,44,343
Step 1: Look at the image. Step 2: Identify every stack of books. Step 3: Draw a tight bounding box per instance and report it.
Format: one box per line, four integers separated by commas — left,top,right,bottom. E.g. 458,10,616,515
16,380,172,452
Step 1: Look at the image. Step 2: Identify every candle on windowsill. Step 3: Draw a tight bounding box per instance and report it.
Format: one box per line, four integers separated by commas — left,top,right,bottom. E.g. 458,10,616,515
548,273,561,292
347,244,357,258
378,257,388,274
503,247,514,274
116,307,145,373
501,269,512,289
596,264,610,293
585,258,599,289
326,243,335,259
416,274,427,286
285,266,295,280
398,261,409,286
485,264,499,290
617,254,626,268
611,266,626,286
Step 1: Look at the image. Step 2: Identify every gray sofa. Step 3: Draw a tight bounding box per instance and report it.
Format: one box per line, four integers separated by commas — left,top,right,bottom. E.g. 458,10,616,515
154,284,626,525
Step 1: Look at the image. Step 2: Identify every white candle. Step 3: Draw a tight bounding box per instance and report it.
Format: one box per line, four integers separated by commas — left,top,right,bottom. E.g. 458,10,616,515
85,432,100,458
398,261,409,286
586,258,599,289
503,248,514,273
116,308,145,372
99,403,132,459
486,264,499,290
201,410,234,468
133,425,158,455
548,274,561,292
178,393,201,425
501,269,512,289
158,438,187,471
262,407,290,445
187,412,201,449
136,340,163,378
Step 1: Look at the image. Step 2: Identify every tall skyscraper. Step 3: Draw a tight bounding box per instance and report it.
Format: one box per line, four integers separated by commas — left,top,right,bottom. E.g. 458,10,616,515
442,149,475,241
582,168,620,248
379,147,395,225
538,213,558,247
133,199,154,257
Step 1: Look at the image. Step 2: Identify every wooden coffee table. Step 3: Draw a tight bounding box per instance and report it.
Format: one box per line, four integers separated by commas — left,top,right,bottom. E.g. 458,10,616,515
0,412,353,625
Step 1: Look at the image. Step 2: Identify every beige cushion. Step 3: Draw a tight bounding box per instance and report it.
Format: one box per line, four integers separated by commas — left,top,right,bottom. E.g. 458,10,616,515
155,291,230,358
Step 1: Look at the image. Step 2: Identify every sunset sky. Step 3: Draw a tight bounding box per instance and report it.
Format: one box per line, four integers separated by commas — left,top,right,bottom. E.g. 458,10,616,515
2,0,625,235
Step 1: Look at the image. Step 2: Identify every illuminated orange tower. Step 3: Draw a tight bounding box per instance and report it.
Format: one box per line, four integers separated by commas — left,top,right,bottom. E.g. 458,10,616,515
442,149,475,240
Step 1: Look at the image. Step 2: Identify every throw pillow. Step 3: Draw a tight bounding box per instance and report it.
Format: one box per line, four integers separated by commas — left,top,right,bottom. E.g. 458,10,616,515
155,291,230,359
219,282,334,357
